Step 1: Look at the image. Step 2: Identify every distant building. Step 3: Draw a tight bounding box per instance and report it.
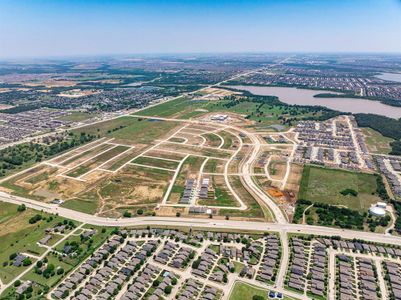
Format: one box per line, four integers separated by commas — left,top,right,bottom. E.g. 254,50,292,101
211,114,228,122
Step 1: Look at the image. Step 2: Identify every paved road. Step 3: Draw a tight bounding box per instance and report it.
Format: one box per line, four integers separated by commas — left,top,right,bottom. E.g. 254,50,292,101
1,192,401,247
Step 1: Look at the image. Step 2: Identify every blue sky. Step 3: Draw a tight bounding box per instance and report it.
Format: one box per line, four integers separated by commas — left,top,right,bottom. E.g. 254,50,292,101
1,0,401,58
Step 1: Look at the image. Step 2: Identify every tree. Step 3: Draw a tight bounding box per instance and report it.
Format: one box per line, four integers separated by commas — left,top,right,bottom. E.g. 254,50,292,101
17,204,26,212
164,285,172,294
252,296,264,300
14,280,21,287
23,257,32,266
123,211,131,218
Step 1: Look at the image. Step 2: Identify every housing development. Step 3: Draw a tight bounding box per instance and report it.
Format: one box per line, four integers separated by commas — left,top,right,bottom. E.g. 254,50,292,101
1,54,401,300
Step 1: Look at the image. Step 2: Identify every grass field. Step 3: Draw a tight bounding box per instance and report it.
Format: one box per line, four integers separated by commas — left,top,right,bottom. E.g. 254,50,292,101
60,198,99,214
132,156,180,170
0,201,78,284
219,176,268,220
298,165,380,211
58,111,98,122
65,145,129,177
229,281,294,300
75,116,179,144
362,127,394,155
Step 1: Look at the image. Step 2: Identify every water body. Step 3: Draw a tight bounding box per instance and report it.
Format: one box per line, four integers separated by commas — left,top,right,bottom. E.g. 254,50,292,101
229,85,401,119
375,72,401,83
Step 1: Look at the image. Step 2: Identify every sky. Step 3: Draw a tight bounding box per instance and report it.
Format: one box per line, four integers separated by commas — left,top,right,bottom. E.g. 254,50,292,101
1,0,401,58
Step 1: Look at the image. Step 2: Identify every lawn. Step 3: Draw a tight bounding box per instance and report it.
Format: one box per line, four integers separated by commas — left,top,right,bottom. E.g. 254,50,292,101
22,253,73,287
229,281,294,300
298,165,380,212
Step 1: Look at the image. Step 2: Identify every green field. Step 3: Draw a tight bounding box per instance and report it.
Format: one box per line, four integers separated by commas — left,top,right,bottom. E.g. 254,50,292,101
58,111,98,122
362,127,394,155
75,116,179,144
229,281,294,300
299,165,380,211
0,201,78,284
65,145,129,177
132,156,179,170
60,198,99,214
134,94,316,129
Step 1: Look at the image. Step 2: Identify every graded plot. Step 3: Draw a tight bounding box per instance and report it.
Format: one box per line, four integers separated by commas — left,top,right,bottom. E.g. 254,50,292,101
219,176,267,220
181,128,209,135
202,132,223,148
156,142,232,160
268,158,288,181
131,156,180,170
145,150,188,161
58,142,114,168
218,130,240,150
48,138,107,165
168,156,206,204
187,124,218,132
65,145,130,178
197,175,239,207
203,158,227,174
0,165,60,200
100,147,143,171
95,165,174,216
253,151,270,174
173,132,205,146
168,136,187,143
228,146,251,173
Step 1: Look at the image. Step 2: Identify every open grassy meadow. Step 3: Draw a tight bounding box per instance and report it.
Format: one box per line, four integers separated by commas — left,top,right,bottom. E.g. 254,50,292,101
362,127,394,155
74,116,179,144
298,165,380,211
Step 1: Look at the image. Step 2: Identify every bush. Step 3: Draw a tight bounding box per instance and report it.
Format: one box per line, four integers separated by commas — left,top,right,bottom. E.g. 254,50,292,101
29,214,42,224
123,211,131,218
23,257,32,266
17,204,26,212
340,188,358,197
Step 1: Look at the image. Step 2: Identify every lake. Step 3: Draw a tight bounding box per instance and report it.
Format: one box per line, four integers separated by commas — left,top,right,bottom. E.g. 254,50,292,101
375,72,401,83
228,85,401,119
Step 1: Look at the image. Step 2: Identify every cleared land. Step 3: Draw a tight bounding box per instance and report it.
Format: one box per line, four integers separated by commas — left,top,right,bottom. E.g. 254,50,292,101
362,127,394,155
298,165,381,211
